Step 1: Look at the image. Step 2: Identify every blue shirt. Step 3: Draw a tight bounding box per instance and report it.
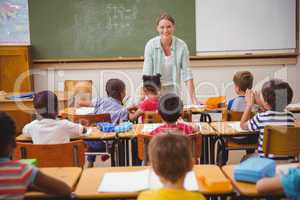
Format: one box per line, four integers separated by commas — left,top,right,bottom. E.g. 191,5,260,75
280,168,300,200
93,97,128,125
228,96,246,112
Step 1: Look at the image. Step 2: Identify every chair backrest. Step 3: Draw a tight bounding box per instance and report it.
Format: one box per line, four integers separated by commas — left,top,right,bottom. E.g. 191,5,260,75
64,80,93,107
143,111,162,123
14,140,85,167
222,110,255,121
143,111,192,123
263,126,300,158
69,113,112,126
137,133,202,165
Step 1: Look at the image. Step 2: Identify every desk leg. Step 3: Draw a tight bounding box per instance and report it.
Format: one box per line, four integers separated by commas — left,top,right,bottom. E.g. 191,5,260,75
209,136,216,164
201,136,209,164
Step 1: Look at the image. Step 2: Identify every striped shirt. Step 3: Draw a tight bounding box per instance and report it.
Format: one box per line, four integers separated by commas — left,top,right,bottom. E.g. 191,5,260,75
247,110,295,158
0,158,38,200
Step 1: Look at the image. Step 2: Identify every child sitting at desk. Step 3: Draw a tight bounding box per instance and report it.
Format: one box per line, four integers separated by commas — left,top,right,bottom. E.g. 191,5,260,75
131,74,161,122
218,71,257,165
87,78,137,167
240,79,295,159
150,93,198,136
0,112,71,199
256,163,300,199
138,132,205,200
23,90,85,144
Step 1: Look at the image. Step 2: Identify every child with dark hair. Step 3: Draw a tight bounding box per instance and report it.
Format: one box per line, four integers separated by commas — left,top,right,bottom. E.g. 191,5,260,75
131,74,161,122
240,79,295,159
23,90,84,144
138,132,205,200
150,93,198,136
87,79,137,167
0,112,71,199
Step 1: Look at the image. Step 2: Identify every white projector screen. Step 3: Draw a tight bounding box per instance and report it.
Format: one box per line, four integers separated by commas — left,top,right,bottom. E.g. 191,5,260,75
196,0,296,56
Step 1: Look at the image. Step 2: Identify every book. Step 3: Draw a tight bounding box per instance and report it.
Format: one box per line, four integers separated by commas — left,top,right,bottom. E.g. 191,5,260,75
98,169,198,193
276,163,299,175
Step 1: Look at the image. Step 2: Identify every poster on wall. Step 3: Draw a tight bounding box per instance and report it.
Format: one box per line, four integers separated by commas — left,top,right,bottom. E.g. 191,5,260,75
0,0,30,44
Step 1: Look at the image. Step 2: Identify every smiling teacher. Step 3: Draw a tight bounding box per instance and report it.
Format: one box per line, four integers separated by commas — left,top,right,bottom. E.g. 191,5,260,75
142,13,198,104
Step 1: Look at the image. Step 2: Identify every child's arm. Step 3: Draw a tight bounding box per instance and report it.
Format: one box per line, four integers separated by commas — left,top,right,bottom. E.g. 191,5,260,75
32,170,71,196
256,176,284,195
240,89,254,130
254,91,267,112
128,109,143,121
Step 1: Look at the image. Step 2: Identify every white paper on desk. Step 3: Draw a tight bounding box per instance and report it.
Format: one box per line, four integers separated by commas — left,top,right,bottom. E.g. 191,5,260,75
287,103,300,109
184,104,206,110
98,169,149,192
276,163,298,175
228,122,248,132
142,123,162,133
98,169,198,193
75,107,95,115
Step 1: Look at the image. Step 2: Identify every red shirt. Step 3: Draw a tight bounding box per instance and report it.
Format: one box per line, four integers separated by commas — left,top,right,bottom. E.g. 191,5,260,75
139,97,159,112
150,122,194,136
139,97,159,122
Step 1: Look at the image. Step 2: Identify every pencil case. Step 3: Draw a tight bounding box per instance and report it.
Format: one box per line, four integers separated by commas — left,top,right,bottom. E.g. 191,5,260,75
234,157,275,183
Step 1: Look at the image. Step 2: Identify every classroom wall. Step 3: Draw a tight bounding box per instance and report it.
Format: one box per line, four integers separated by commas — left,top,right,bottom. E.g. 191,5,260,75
32,60,300,105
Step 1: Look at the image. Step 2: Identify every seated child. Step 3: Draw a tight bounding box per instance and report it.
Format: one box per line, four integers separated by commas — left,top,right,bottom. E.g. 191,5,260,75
217,71,257,165
138,132,205,200
150,93,197,136
23,90,85,144
240,79,295,159
228,71,253,112
131,74,161,122
0,112,71,199
256,164,300,199
87,79,136,167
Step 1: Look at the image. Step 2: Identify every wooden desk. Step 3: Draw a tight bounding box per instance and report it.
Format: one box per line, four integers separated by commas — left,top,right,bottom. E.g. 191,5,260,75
210,121,257,137
222,165,283,197
0,92,68,134
74,165,232,199
25,167,82,198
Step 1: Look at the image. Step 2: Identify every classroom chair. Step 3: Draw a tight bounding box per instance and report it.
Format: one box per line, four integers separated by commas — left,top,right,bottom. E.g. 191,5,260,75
263,126,300,159
137,133,202,165
216,111,258,166
64,80,93,107
68,113,112,126
14,140,85,167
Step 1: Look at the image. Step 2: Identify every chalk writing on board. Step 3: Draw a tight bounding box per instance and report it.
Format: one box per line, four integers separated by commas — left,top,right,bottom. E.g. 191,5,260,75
0,0,29,44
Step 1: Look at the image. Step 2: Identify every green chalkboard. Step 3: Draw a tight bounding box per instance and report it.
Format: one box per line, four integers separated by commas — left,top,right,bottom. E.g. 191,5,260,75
29,0,196,60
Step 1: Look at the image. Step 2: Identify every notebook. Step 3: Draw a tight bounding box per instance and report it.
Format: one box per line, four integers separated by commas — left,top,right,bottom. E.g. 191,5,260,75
98,169,198,192
228,122,249,133
141,123,163,133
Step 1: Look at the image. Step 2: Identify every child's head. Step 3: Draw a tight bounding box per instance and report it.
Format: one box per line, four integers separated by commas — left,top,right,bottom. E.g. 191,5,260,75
0,112,16,157
261,79,293,111
34,90,58,119
105,79,126,103
233,71,253,94
158,93,183,123
148,131,192,184
142,74,161,95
